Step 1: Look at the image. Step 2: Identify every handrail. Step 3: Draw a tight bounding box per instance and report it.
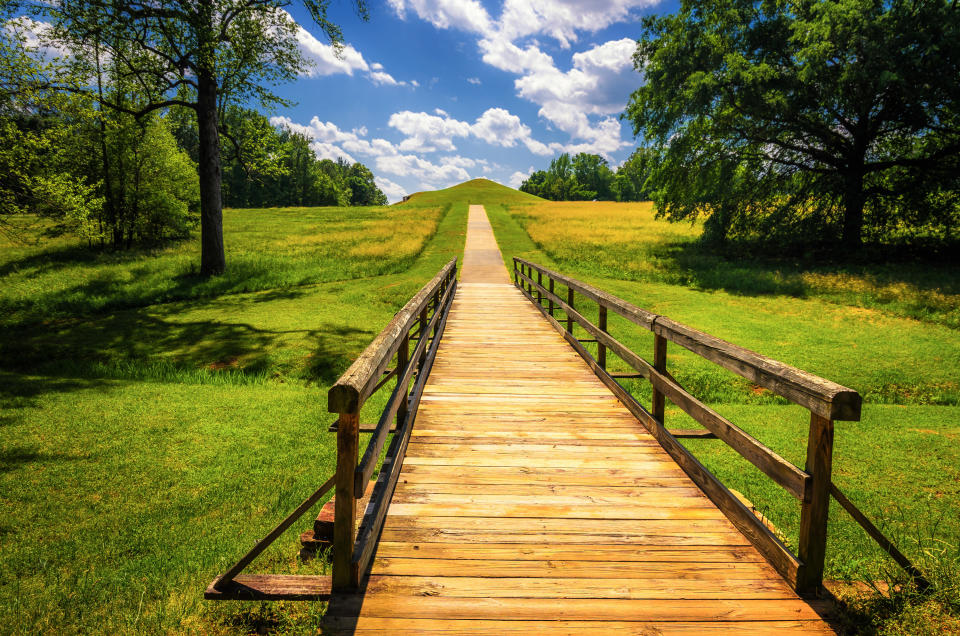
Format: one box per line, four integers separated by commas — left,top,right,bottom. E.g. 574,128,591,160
514,258,862,422
329,259,457,413
328,258,458,591
513,257,865,595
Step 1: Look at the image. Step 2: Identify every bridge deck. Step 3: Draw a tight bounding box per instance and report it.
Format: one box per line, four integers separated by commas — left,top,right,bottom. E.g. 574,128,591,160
324,206,831,634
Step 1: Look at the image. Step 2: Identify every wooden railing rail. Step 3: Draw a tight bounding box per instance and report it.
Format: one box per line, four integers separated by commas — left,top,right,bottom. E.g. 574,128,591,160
205,258,457,601
329,258,457,591
513,257,866,594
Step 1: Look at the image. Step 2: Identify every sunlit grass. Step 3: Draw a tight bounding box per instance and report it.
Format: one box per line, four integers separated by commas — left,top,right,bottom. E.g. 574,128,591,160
0,204,444,327
510,200,960,328
0,198,468,634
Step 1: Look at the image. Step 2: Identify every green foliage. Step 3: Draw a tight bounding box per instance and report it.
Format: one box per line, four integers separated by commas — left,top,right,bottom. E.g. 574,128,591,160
208,106,385,208
626,0,960,250
520,151,655,202
0,18,102,240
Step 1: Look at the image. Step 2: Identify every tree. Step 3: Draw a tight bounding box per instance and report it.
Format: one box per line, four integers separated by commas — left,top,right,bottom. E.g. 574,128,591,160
613,147,655,202
626,0,960,249
45,0,369,275
571,152,613,200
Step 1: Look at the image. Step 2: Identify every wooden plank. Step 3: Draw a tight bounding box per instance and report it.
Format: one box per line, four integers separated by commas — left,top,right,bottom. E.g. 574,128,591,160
360,575,797,599
398,464,689,484
323,617,834,635
371,542,766,562
326,595,825,621
205,574,331,601
379,528,754,547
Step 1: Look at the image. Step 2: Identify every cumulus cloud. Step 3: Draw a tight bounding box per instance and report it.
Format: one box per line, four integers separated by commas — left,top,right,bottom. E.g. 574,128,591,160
375,176,407,202
388,110,473,152
471,107,559,155
382,1,644,157
376,153,470,186
387,0,493,34
467,77,482,85
294,21,414,87
509,167,534,188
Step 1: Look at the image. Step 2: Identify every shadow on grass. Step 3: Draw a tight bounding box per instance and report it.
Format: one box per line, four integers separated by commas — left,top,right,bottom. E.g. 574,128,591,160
0,446,85,474
641,239,960,300
0,242,161,279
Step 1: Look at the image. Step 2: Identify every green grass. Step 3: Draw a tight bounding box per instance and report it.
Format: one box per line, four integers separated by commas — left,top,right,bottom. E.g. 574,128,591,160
0,196,468,634
486,198,960,633
504,200,960,329
3,178,959,634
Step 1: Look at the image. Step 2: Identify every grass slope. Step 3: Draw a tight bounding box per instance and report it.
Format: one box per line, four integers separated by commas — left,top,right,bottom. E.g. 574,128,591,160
1,199,468,634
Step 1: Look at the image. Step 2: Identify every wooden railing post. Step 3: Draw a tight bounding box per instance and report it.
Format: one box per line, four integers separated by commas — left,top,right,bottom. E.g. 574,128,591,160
598,305,608,370
548,278,555,317
536,271,543,305
513,259,518,286
796,413,835,594
396,333,410,426
652,334,667,423
333,410,359,590
566,288,574,334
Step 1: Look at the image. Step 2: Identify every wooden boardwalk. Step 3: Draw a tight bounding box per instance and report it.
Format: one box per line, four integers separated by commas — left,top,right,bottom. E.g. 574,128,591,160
324,205,832,634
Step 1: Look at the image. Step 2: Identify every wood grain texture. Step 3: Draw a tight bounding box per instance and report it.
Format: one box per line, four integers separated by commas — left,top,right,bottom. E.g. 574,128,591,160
322,207,832,634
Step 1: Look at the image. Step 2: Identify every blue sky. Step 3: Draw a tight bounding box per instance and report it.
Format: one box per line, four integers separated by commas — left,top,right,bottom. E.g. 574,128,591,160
272,0,680,201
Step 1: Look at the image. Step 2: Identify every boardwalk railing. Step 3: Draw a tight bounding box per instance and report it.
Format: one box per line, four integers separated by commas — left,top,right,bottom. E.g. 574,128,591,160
328,258,457,590
513,257,927,594
205,258,457,600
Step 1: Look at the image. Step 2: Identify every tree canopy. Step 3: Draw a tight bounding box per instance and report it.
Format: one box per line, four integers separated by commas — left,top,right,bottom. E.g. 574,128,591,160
38,0,368,274
626,0,960,250
520,150,655,202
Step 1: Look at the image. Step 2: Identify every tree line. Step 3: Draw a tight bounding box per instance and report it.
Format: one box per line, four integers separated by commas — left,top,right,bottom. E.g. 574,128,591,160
2,0,371,275
519,149,656,202
1,17,385,252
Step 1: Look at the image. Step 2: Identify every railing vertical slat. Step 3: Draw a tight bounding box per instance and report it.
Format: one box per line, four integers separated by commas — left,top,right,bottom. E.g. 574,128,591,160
548,278,555,316
396,334,409,427
598,305,607,370
332,411,359,590
652,334,667,423
566,288,574,334
796,413,835,594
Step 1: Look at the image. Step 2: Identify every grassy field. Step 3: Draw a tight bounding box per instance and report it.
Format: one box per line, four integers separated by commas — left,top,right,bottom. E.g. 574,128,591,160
0,194,468,634
485,197,960,634
2,179,958,634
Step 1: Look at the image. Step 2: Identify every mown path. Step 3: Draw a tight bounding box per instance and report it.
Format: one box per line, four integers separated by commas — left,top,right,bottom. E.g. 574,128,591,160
324,205,831,634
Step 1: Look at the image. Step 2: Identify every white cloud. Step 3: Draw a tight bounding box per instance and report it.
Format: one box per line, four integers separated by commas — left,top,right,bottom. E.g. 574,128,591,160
388,110,473,152
467,77,482,85
293,20,414,87
509,167,534,188
384,1,643,158
471,108,559,156
498,0,655,48
376,153,471,185
295,27,369,77
375,176,407,202
387,0,493,34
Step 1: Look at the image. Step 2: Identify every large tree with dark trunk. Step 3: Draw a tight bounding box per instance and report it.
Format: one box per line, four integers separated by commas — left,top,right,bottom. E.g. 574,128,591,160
46,0,366,275
626,0,960,251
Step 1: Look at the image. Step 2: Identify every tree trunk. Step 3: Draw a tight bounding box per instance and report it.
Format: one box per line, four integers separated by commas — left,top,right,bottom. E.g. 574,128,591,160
841,171,865,251
197,71,226,276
